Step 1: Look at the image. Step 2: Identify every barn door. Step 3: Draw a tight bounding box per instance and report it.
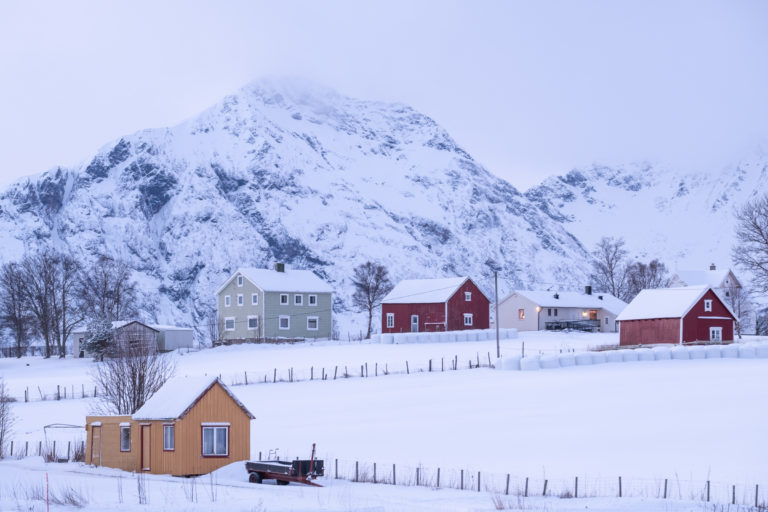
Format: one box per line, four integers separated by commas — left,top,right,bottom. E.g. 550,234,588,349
90,426,102,466
411,315,419,333
140,425,151,471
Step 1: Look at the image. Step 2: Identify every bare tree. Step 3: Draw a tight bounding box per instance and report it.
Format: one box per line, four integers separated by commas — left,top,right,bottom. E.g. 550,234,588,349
0,262,31,357
50,254,84,358
725,284,754,338
91,325,175,414
78,256,139,322
756,307,768,336
625,259,672,301
590,237,630,301
733,194,768,293
351,262,394,339
0,379,15,457
20,253,58,358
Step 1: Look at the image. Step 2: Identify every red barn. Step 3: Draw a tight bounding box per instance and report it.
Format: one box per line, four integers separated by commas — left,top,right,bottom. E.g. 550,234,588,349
381,277,490,333
616,286,737,346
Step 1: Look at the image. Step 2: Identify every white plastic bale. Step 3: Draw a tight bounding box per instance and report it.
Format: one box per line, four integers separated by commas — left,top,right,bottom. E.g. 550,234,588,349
622,350,639,362
738,345,756,359
558,353,576,367
755,344,768,358
688,346,707,359
704,345,722,358
721,344,739,358
382,334,395,344
605,351,624,363
652,346,672,360
591,352,607,364
637,349,655,361
671,347,690,360
502,356,522,371
574,353,593,365
539,355,560,369
520,356,541,371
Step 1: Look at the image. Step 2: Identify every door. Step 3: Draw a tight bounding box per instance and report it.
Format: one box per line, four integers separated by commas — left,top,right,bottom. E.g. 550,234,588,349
709,327,722,343
140,425,151,471
90,426,102,466
411,315,419,333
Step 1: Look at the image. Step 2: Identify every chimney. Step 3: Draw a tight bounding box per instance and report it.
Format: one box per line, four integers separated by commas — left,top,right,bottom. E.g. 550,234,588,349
709,263,716,271
274,262,285,273
585,285,592,295
554,293,559,300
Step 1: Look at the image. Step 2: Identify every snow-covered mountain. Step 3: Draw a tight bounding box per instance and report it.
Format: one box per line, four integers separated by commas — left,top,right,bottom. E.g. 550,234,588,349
525,159,768,272
0,79,590,338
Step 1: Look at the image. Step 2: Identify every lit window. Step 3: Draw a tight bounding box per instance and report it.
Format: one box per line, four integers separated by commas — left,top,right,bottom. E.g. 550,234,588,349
224,295,231,307
120,426,130,452
307,316,319,330
202,426,228,456
463,313,473,326
308,295,317,306
279,316,290,330
386,313,394,328
247,316,258,330
280,294,289,305
518,309,525,320
237,275,243,287
237,294,243,306
252,293,258,305
464,292,471,301
224,317,235,331
163,425,175,451
704,300,713,312
295,294,303,306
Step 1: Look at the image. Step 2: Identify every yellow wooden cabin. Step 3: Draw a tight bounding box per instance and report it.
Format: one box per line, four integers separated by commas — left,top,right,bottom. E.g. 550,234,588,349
85,376,254,476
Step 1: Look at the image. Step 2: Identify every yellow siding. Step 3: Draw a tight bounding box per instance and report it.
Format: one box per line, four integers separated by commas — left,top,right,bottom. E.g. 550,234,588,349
85,415,138,472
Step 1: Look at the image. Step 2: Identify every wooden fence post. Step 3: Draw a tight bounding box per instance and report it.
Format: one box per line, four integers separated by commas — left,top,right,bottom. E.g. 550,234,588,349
707,480,710,502
441,358,444,371
335,459,338,479
9,441,13,457
505,474,510,495
406,361,409,374
373,462,376,484
575,476,578,498
756,484,759,507
334,366,338,379
416,467,419,486
67,441,71,461
460,469,464,490
365,363,368,377
428,359,432,372
524,477,529,497
543,479,548,496
53,440,56,459
619,476,622,497
57,385,60,400
25,441,28,457
437,467,440,488
355,461,358,482
38,441,42,456
664,479,668,499
478,471,481,492
273,368,276,383
393,464,396,485
375,363,378,376
732,485,736,505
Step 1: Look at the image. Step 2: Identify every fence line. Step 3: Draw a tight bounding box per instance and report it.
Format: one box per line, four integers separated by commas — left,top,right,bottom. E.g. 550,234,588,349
0,440,86,463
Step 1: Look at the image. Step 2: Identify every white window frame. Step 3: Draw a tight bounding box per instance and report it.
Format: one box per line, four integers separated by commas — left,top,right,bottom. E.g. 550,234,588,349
709,326,723,342
704,299,713,312
280,294,289,305
307,316,319,331
224,295,231,307
247,315,259,331
224,317,235,331
308,294,317,306
237,294,243,306
163,424,175,451
120,426,130,452
279,315,290,330
201,425,229,457
464,291,472,302
386,313,395,328
237,275,243,287
251,293,258,305
463,313,473,326
294,294,303,306
518,309,525,320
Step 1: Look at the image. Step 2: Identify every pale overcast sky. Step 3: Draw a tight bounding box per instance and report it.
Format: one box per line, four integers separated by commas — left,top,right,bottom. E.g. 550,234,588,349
1,0,767,190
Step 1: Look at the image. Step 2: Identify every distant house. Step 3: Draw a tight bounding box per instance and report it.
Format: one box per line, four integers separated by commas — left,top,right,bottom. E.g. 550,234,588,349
616,285,737,346
85,376,254,476
672,264,742,304
71,321,194,357
216,264,333,340
381,277,489,333
495,287,627,332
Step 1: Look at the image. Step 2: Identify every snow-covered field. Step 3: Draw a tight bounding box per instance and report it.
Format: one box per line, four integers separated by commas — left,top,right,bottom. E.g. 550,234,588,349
2,332,768,511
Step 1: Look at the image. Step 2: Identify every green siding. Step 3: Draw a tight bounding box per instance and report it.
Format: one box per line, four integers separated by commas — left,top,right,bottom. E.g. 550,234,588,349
218,274,265,340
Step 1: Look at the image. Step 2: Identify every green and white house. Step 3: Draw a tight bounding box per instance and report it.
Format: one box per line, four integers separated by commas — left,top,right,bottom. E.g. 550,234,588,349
216,264,333,340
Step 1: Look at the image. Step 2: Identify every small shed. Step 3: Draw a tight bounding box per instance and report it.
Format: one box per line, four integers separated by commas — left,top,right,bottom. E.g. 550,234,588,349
616,285,737,346
85,376,254,476
381,277,490,333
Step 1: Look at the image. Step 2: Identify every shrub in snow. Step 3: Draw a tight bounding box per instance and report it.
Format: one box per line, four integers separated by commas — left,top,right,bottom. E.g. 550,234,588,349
721,344,739,358
539,355,560,369
738,345,756,359
688,346,706,360
591,352,607,364
637,349,655,362
605,351,624,363
754,344,768,358
558,353,576,367
652,346,672,360
574,353,593,365
520,357,541,371
671,347,690,360
622,350,639,362
704,345,722,358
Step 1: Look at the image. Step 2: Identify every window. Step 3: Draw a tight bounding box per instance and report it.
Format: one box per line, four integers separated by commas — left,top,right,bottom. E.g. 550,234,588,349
279,316,290,330
463,313,473,326
252,293,258,305
308,294,317,306
280,294,289,305
224,317,235,331
120,426,130,452
386,313,394,328
704,299,713,312
294,294,303,306
725,291,730,297
237,294,243,306
237,275,243,287
518,309,525,320
163,425,175,451
224,295,231,307
247,316,258,330
605,317,609,325
465,292,472,301
202,425,228,456
547,308,552,316
554,308,558,316
709,326,722,342
307,316,319,330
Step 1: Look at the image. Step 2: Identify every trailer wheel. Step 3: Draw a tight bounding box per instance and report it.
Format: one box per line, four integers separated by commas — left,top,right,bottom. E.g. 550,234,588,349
276,479,289,486
249,472,262,484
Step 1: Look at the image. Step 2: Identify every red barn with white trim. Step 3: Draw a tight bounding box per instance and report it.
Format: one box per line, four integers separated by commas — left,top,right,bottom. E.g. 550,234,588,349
381,277,490,333
616,286,737,346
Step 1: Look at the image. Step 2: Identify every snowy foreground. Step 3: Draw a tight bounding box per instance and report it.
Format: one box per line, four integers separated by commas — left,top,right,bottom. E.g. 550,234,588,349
2,332,768,510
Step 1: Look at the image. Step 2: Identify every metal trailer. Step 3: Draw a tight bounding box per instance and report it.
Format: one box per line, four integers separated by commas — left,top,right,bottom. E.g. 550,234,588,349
246,444,324,487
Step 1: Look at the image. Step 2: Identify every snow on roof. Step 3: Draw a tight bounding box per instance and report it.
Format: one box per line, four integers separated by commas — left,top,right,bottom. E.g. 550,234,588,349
217,267,333,294
110,321,191,332
509,290,628,315
132,376,255,421
382,277,469,304
674,268,739,289
616,285,712,321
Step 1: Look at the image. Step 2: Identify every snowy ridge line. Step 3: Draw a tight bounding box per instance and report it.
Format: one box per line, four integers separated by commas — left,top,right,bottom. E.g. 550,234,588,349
497,342,768,371
325,456,768,507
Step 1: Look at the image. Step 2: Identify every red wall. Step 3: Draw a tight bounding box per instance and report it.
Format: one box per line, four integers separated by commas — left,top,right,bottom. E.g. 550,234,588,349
446,279,490,330
682,289,735,342
619,318,680,346
381,303,445,333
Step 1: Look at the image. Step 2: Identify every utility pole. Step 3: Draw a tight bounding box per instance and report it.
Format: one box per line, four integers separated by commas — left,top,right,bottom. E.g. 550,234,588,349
495,271,500,358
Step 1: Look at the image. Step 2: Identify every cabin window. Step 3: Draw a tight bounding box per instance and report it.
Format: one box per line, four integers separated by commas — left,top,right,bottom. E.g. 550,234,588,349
704,299,713,312
294,294,303,306
224,317,235,331
386,313,394,328
202,426,228,456
518,309,525,320
247,316,259,330
308,294,317,306
163,425,175,451
237,275,243,287
307,316,319,330
463,313,473,326
554,309,558,316
709,326,722,342
237,294,243,306
465,292,472,301
224,295,231,307
252,293,258,305
120,426,130,452
280,294,289,305
605,317,609,325
279,315,290,330
547,308,552,316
